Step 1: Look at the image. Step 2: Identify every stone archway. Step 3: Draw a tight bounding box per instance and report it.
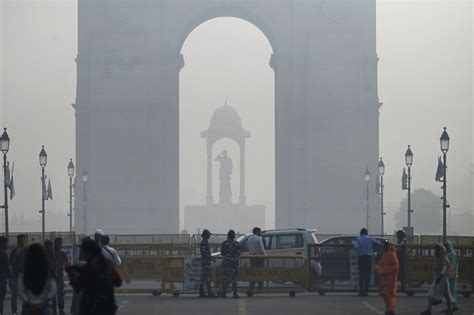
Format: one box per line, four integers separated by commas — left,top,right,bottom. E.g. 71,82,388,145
75,0,380,234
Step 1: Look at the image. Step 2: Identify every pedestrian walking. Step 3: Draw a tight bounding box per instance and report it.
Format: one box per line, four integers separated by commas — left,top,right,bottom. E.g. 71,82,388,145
444,241,460,312
10,234,27,315
248,227,266,293
198,229,216,298
94,230,113,262
395,230,407,292
375,241,399,315
420,244,453,315
0,236,10,315
356,228,382,296
102,236,122,268
70,236,89,315
51,238,69,315
43,241,53,263
18,243,57,315
66,239,122,315
220,230,240,298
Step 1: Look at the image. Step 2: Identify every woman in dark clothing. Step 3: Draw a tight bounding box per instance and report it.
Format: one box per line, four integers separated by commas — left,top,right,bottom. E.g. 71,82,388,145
67,239,122,315
19,243,56,315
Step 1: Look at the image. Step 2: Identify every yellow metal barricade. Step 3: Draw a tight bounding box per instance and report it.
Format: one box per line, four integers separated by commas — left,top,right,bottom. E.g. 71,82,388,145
405,244,474,297
117,243,193,283
238,255,308,296
159,255,308,297
120,255,163,282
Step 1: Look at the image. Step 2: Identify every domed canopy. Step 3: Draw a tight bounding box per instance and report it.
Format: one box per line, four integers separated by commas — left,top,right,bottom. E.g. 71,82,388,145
202,102,251,141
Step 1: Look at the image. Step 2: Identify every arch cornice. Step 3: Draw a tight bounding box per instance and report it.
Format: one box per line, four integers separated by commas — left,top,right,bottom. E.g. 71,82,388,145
173,3,281,55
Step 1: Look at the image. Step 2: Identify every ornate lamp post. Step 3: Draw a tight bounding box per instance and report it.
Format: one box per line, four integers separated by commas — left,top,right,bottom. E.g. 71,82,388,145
405,145,413,235
440,127,450,242
82,169,88,234
364,167,371,229
378,157,385,236
1,128,10,235
39,146,47,241
67,159,75,236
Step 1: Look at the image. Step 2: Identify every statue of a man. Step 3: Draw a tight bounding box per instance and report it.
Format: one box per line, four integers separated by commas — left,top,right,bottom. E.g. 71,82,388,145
215,150,233,204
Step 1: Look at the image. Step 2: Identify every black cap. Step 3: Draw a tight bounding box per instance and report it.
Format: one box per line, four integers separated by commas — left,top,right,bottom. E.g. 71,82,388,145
201,229,211,237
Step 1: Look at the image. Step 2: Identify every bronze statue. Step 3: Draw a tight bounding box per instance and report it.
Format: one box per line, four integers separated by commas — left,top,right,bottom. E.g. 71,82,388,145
215,150,233,204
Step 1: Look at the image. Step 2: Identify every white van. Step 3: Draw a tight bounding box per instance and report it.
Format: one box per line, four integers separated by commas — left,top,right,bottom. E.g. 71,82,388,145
237,228,318,257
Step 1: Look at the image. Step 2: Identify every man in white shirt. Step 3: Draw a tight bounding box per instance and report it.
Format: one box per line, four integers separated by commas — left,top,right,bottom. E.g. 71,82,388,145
102,235,122,268
247,227,266,293
94,229,113,262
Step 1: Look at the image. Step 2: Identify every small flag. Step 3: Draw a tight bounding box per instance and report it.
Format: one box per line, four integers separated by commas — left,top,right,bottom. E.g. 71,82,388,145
375,175,381,194
4,161,10,187
402,168,408,190
42,175,48,201
47,179,53,200
435,156,445,182
9,162,15,200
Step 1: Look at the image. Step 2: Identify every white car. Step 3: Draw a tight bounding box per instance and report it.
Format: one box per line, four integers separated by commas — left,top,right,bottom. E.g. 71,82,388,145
237,228,318,257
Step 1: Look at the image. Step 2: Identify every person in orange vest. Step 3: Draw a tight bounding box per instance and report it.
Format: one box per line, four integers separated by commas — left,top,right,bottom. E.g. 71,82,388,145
375,240,399,315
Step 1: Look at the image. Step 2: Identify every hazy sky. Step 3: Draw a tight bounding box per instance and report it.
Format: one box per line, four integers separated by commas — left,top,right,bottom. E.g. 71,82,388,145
1,0,472,234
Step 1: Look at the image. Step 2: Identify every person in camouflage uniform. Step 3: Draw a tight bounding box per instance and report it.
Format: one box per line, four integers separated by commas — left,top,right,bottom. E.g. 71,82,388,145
220,230,241,298
199,229,216,298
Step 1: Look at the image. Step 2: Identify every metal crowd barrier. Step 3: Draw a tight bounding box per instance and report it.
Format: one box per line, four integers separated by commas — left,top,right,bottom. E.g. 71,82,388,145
307,243,474,297
118,243,194,284
160,255,308,297
307,244,384,295
405,244,474,297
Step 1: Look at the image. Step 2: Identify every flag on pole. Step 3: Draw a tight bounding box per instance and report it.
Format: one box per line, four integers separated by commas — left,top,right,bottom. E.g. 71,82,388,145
4,161,10,187
435,156,445,182
375,175,381,194
42,175,48,201
9,162,15,200
47,178,53,200
402,168,408,190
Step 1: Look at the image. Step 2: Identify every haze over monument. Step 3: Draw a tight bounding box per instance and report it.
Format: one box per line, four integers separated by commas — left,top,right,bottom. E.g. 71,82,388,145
1,0,472,235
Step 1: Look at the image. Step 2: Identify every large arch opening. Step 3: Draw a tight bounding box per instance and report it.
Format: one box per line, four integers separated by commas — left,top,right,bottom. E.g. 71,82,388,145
179,17,275,233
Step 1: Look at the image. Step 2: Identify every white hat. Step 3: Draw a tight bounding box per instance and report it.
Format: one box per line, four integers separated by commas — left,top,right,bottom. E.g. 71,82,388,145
95,229,104,236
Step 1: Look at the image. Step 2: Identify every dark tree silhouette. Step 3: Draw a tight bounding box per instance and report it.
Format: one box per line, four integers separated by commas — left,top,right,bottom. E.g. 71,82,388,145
395,188,442,234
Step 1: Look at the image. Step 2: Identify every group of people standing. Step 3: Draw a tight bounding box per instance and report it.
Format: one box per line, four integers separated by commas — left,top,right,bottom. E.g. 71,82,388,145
0,231,122,315
356,228,460,315
199,227,266,299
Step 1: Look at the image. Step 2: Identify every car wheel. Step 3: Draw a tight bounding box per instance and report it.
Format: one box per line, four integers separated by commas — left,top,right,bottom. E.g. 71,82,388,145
289,291,296,297
406,290,415,296
173,291,180,297
318,289,326,296
247,291,254,297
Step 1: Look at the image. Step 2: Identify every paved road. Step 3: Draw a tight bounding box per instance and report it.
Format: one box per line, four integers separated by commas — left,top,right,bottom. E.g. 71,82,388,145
118,293,473,315
2,293,472,315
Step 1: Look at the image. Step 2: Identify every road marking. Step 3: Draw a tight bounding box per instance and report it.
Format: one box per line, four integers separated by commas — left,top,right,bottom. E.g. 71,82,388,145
362,301,384,315
238,299,248,315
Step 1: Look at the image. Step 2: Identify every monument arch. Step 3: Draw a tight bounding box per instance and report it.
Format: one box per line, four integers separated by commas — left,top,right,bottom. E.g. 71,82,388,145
75,0,380,234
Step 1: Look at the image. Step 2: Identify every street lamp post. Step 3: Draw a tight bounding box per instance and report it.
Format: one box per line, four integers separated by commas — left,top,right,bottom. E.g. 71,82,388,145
67,159,75,236
39,146,47,241
405,145,413,234
82,169,88,234
440,127,450,242
378,157,385,236
1,128,10,236
364,167,371,229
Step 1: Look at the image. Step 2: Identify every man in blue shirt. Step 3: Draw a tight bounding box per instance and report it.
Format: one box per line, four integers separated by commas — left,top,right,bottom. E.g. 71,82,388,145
356,228,382,296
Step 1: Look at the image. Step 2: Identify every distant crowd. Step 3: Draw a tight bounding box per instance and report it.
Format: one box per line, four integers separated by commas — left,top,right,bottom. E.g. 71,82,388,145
0,230,122,315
